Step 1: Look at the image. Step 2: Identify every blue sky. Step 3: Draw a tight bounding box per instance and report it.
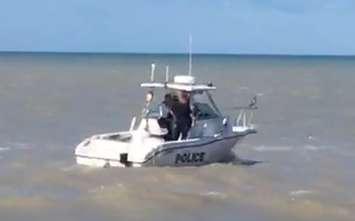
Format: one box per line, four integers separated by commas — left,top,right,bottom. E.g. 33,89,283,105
0,0,354,55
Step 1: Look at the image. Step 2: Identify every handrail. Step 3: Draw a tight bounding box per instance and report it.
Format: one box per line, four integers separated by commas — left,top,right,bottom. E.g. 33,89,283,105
234,96,258,128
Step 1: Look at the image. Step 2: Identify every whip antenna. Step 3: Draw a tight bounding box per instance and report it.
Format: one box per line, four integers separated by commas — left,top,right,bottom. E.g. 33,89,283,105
188,35,192,76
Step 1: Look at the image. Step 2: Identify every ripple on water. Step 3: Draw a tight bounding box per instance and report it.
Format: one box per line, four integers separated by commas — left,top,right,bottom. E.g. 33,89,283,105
10,142,33,150
289,190,314,199
252,145,293,152
0,147,11,152
199,191,227,199
303,144,335,151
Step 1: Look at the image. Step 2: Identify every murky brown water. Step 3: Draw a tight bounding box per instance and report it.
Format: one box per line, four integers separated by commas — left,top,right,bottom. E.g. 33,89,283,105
0,53,354,221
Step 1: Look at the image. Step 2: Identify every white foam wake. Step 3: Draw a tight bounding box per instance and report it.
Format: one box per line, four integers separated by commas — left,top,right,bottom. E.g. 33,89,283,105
289,190,313,197
252,145,293,152
0,147,11,152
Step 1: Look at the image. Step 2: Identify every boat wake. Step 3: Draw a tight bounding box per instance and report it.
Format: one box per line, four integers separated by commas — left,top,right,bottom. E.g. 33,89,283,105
0,146,11,152
232,157,263,166
252,145,293,152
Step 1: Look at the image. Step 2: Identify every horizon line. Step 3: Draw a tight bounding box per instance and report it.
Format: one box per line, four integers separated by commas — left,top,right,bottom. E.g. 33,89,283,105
0,50,355,57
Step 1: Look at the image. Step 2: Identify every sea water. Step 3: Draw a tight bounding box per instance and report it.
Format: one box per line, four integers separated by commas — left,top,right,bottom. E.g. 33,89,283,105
0,53,354,221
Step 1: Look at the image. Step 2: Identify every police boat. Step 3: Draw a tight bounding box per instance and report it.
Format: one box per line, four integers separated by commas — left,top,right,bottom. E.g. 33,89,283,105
75,64,257,167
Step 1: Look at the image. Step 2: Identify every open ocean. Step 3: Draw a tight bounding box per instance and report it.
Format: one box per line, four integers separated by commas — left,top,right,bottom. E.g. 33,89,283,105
0,52,354,221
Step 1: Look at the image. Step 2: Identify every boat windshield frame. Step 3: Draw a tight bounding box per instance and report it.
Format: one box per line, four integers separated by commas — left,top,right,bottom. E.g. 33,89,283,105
142,87,222,121
190,90,222,120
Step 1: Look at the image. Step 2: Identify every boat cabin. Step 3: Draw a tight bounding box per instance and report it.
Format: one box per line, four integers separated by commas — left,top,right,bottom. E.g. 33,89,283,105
140,75,226,141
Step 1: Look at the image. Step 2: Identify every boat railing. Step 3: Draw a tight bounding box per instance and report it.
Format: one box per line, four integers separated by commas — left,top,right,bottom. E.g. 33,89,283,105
235,107,257,128
233,96,258,130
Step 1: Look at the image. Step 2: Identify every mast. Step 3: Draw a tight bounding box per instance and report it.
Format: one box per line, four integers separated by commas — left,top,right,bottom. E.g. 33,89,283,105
165,65,169,82
150,63,155,82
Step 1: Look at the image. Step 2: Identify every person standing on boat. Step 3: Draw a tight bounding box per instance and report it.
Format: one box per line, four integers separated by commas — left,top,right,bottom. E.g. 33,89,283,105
171,90,192,140
158,93,175,141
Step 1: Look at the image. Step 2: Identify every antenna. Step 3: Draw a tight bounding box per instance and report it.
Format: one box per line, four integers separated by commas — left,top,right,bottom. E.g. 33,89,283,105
165,65,169,82
150,63,155,82
188,35,192,76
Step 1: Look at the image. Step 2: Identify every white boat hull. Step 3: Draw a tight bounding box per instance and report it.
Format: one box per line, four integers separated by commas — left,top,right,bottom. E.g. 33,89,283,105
76,155,125,168
74,72,258,168
143,136,241,167
74,133,246,168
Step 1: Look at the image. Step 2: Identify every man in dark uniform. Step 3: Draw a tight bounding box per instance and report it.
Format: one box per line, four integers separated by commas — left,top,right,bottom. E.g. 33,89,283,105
170,91,192,140
158,93,175,141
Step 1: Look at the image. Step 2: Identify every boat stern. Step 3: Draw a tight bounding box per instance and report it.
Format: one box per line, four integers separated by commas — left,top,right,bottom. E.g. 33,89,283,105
75,133,130,168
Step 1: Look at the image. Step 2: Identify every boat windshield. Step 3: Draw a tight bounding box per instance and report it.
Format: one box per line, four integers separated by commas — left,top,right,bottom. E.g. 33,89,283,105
191,91,221,120
143,89,172,119
142,89,222,121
